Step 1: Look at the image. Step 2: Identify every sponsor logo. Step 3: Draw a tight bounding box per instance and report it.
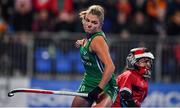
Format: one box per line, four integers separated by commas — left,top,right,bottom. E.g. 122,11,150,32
142,91,180,107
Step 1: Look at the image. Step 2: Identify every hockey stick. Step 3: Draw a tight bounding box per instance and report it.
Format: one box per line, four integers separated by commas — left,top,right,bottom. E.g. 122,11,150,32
8,88,88,97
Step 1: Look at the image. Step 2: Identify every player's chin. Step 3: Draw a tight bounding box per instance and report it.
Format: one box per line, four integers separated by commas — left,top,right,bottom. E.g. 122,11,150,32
84,29,93,33
85,30,92,34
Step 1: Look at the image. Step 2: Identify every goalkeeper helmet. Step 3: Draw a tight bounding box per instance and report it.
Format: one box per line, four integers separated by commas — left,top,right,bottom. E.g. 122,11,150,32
126,47,154,78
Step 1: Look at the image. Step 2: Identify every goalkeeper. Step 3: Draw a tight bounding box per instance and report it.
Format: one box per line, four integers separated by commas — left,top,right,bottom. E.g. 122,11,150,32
112,47,154,107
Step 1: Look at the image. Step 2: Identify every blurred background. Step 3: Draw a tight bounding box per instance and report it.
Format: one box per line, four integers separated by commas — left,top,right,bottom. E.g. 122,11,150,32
0,0,179,107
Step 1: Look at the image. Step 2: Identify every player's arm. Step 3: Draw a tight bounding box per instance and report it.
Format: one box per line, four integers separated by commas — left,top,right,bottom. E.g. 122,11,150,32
90,36,115,88
118,73,140,107
87,36,115,101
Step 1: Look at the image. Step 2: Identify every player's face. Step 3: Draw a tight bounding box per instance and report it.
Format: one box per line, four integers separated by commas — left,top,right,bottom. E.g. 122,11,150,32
136,58,153,69
83,13,101,33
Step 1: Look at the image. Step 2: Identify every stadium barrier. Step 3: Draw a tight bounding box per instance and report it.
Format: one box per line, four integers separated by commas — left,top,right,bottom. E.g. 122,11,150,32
0,32,179,82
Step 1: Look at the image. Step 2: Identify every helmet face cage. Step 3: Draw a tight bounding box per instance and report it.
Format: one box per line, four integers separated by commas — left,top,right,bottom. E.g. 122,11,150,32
126,53,137,70
135,57,153,68
126,47,154,78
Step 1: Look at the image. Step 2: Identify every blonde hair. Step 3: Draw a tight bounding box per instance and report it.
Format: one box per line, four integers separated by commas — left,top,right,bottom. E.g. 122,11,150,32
79,5,104,24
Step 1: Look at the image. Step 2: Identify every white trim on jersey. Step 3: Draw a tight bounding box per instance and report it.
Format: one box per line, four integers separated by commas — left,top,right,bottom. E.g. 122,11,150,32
120,87,132,94
95,55,104,73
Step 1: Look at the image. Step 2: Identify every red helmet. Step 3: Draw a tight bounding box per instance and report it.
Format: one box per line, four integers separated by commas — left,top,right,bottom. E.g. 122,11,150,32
126,47,154,78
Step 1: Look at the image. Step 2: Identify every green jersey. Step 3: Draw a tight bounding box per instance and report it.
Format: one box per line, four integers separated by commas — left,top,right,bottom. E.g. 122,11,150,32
78,32,117,101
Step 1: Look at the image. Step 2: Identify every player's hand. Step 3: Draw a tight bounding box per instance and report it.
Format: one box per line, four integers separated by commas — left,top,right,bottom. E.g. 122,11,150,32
75,39,84,48
88,86,103,102
134,99,140,106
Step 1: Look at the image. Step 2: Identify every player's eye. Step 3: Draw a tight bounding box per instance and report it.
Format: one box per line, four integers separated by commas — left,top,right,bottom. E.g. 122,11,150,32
85,18,90,22
144,60,153,69
92,21,98,24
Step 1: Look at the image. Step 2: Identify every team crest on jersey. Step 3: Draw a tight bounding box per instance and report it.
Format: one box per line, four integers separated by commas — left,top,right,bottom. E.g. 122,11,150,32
83,56,89,60
88,38,92,41
83,51,87,55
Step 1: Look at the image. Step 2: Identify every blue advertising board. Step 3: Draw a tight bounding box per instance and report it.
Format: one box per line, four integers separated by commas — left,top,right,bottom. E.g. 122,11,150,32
29,78,180,107
142,83,180,107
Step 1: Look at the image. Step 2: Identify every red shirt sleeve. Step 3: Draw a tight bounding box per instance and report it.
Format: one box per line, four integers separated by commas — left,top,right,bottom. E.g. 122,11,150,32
117,71,135,94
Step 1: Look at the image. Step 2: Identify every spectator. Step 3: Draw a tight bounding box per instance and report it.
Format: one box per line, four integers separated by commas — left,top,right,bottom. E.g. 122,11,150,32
11,0,33,31
54,10,75,32
32,9,54,32
62,0,74,13
116,0,132,16
32,0,58,16
0,14,8,33
114,0,132,34
0,0,14,22
129,0,146,14
166,10,180,36
112,12,129,35
102,0,117,33
146,0,168,36
146,0,167,19
128,11,157,35
167,0,180,18
73,0,89,12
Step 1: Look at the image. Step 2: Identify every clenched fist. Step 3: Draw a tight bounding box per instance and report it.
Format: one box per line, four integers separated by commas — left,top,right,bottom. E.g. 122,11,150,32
75,39,85,48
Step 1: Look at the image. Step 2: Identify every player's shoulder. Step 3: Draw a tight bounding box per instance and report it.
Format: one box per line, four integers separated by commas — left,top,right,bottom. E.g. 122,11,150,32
92,32,106,41
117,70,133,79
123,70,133,75
93,35,105,41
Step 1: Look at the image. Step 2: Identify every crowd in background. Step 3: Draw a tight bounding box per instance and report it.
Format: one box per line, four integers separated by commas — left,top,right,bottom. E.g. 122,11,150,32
0,0,179,82
0,0,179,37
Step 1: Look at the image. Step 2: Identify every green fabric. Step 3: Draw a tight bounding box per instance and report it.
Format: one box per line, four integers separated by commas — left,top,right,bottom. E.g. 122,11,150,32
78,31,117,101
